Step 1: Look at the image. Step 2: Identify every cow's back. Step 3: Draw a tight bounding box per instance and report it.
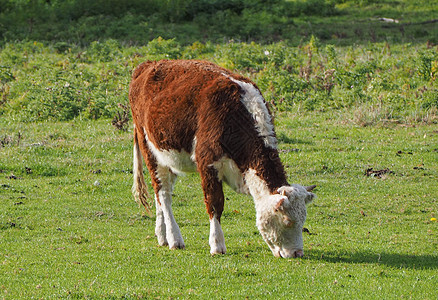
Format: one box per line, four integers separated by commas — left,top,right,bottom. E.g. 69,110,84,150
129,60,250,154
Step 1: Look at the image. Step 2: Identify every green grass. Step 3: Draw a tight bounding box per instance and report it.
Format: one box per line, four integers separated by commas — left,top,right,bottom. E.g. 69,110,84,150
0,1,437,297
1,114,437,298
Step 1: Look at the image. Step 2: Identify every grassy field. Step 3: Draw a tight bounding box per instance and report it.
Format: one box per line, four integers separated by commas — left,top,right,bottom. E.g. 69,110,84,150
1,113,437,298
1,0,437,298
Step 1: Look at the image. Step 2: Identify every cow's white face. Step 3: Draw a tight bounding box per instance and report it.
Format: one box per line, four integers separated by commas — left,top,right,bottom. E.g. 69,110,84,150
256,185,315,258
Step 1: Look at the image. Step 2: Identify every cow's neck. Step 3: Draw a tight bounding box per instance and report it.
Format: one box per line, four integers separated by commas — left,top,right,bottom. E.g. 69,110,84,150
244,168,271,199
242,146,289,197
243,162,288,211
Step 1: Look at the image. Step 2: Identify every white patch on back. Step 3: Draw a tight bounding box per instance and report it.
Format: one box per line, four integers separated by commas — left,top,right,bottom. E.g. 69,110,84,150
144,128,197,175
211,157,249,194
224,75,277,149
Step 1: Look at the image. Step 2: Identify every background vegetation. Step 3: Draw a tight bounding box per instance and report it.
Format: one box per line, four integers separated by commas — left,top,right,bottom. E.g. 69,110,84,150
0,38,437,124
0,0,437,298
0,0,437,124
0,0,437,45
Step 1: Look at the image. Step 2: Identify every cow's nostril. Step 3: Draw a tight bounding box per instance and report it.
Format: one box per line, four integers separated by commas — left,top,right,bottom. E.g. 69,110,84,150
293,250,304,258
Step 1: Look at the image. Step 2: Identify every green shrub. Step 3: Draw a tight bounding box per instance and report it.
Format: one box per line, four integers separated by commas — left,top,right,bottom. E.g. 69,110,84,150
0,0,342,45
417,51,437,81
145,37,182,60
182,41,215,59
0,39,436,124
86,39,122,62
0,66,14,83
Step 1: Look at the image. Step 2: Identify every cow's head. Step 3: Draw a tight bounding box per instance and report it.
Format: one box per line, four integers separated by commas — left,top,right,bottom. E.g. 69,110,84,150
256,184,316,258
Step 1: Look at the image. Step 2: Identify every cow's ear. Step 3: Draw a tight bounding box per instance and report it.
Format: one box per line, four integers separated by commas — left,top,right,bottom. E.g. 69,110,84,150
282,215,294,227
305,192,316,205
305,185,316,205
277,186,294,197
273,196,294,227
274,195,288,212
305,185,316,192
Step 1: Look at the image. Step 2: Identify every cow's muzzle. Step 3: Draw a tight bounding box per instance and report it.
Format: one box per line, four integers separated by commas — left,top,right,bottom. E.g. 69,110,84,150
278,249,304,258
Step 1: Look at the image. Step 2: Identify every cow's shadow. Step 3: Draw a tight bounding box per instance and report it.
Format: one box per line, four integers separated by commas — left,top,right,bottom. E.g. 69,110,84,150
308,249,438,269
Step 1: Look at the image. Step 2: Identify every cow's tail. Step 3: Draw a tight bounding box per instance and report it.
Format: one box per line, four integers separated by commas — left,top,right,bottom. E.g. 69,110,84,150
132,125,153,217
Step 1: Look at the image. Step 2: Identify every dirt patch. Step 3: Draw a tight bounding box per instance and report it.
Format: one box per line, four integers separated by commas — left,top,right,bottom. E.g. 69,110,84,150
0,132,22,147
396,150,413,156
365,168,394,178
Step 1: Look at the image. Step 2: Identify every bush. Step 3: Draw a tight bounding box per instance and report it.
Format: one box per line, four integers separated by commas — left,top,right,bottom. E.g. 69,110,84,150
87,39,122,62
0,0,340,45
0,41,132,122
145,37,182,60
0,39,436,124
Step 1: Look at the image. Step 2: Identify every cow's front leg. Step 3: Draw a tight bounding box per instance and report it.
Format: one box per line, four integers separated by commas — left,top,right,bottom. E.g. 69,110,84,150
209,213,226,255
155,166,185,249
200,166,226,255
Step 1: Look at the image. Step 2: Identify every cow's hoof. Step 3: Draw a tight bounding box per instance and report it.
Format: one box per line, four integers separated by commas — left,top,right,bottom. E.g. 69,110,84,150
210,244,227,255
158,240,168,247
156,236,168,247
169,241,185,250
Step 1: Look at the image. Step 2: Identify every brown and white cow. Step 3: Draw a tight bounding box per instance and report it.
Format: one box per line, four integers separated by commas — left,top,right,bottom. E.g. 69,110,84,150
129,60,316,258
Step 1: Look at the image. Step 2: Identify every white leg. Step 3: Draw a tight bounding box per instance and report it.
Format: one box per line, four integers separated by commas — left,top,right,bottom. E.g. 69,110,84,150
209,214,226,255
156,166,185,249
154,196,167,246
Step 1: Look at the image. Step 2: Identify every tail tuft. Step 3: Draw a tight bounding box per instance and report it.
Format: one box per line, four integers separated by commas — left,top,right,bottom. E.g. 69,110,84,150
132,174,153,217
132,127,153,217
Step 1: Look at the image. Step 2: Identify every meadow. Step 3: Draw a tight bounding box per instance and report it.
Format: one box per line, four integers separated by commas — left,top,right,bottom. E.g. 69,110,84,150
0,113,437,298
1,0,438,298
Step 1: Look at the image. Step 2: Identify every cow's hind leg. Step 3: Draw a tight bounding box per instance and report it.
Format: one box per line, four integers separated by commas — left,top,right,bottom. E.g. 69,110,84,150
155,165,185,249
200,165,226,255
134,126,184,249
154,196,167,246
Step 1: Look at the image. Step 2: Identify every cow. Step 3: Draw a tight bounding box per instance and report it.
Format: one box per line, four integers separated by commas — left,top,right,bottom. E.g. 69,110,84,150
129,60,316,258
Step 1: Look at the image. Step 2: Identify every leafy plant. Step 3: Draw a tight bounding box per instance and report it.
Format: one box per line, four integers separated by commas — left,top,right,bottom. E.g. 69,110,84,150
86,39,122,62
0,39,436,124
2,0,436,45
145,37,182,59
417,52,437,81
